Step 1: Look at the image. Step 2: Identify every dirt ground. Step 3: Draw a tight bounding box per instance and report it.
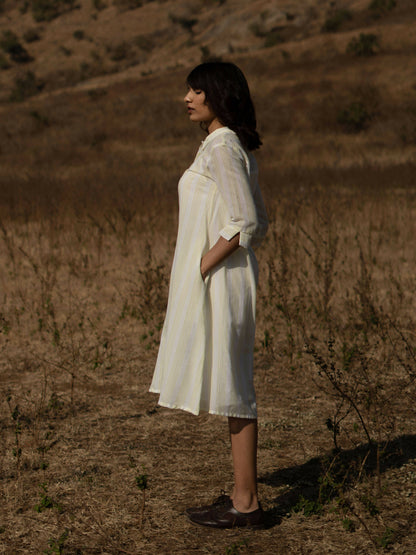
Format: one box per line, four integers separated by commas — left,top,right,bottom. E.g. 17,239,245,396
1,177,416,553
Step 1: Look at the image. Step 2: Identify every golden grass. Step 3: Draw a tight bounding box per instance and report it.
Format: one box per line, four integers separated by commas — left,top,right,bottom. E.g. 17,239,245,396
2,165,416,552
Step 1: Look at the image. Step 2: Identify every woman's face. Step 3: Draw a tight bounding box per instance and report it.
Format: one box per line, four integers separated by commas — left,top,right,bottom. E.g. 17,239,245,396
184,87,218,128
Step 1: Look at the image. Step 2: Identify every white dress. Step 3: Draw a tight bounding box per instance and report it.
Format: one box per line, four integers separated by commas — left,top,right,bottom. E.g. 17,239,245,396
149,126,268,418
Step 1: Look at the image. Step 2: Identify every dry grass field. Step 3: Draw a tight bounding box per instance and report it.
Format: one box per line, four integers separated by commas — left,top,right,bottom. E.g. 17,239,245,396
1,0,416,553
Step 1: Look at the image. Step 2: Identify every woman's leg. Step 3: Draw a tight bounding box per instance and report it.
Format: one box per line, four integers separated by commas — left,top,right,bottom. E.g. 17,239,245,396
228,417,259,513
186,417,263,528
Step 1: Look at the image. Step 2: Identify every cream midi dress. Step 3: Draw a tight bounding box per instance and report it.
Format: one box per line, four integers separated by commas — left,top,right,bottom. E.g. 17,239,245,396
149,126,268,419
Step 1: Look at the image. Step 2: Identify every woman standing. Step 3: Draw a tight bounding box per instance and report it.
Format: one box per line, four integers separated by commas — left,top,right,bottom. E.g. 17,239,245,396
149,62,268,529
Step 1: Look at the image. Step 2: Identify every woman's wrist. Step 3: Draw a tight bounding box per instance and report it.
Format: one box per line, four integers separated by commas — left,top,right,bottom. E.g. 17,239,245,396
200,234,240,280
200,257,209,280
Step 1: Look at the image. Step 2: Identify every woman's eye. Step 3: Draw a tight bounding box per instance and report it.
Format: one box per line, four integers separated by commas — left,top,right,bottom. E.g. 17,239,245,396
194,90,202,95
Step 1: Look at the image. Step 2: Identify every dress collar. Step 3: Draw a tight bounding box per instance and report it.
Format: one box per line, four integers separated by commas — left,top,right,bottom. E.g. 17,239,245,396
201,126,236,147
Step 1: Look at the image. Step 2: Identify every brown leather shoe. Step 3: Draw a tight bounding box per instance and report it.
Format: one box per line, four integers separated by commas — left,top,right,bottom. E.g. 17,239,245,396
187,503,265,529
185,493,232,517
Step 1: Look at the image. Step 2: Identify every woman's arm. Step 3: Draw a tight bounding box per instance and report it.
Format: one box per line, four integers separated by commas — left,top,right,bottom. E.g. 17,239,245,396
208,142,260,249
200,233,240,280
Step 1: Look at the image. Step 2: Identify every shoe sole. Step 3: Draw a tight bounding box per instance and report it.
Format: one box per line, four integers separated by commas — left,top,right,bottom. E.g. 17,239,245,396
187,514,265,530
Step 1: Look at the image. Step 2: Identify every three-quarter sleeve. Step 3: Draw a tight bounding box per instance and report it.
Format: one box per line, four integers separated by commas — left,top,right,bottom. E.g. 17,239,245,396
208,141,260,249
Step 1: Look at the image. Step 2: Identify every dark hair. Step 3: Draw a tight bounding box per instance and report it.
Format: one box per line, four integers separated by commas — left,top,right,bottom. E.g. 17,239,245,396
186,62,262,151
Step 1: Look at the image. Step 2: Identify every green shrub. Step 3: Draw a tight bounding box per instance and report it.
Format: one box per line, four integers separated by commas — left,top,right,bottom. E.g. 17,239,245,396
34,483,62,513
59,45,72,56
79,61,91,80
377,527,396,549
113,0,142,10
135,35,154,52
0,30,33,63
200,45,210,62
346,33,380,56
0,52,11,70
369,0,396,14
30,110,50,127
337,101,372,132
9,70,44,102
109,41,131,61
200,45,221,63
73,29,85,40
293,495,324,516
23,28,41,43
169,13,198,32
32,0,55,22
90,48,101,62
342,518,356,532
249,21,284,45
44,530,69,555
322,9,352,33
32,0,79,23
20,1,30,14
249,22,266,38
1,31,20,53
264,29,283,48
92,0,107,9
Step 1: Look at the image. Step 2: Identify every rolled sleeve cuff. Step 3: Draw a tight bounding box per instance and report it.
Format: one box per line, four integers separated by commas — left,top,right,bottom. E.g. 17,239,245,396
220,225,252,249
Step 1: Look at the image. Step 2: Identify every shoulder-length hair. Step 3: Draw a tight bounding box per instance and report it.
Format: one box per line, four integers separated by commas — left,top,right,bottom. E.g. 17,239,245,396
186,62,262,151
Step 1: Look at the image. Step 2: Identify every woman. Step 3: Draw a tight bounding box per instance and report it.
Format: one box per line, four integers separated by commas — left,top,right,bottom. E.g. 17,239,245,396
149,62,268,529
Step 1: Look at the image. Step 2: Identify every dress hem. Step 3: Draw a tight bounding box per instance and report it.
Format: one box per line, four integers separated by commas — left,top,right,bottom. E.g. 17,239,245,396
148,390,257,419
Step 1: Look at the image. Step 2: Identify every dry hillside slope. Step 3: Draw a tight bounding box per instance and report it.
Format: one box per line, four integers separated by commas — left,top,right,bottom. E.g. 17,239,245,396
0,0,414,101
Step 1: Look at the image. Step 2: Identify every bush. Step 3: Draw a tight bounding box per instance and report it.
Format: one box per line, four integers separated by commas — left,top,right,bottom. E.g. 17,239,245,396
200,45,222,63
59,45,72,56
337,101,372,132
0,30,33,63
249,22,266,38
322,9,353,33
0,53,11,70
32,0,79,23
169,13,198,33
9,71,44,102
20,0,30,14
347,33,380,56
79,61,91,80
32,0,54,22
73,30,85,40
92,0,107,9
23,28,41,43
264,29,283,48
135,35,154,52
0,31,18,53
108,41,131,61
113,0,142,10
369,0,396,14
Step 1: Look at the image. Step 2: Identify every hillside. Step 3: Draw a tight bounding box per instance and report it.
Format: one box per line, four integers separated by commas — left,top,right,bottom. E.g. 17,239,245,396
0,0,416,182
0,0,414,101
0,0,330,101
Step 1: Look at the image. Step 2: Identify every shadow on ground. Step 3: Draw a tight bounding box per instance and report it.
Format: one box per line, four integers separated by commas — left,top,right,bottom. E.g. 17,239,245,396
259,434,416,528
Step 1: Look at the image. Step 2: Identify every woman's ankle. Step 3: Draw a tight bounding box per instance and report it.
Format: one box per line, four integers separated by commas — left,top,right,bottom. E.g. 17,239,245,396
232,491,259,513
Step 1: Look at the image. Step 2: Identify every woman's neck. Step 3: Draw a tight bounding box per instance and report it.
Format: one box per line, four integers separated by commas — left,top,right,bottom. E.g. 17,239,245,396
207,118,224,134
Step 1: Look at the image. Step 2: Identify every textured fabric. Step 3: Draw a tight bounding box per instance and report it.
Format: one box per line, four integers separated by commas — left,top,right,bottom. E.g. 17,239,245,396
149,127,268,418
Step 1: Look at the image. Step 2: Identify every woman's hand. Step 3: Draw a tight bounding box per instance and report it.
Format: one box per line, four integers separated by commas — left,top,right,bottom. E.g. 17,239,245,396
200,233,240,280
200,257,209,280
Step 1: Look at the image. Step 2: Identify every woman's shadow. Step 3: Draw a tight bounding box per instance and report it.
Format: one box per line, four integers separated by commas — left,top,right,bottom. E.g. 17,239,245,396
259,434,416,528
